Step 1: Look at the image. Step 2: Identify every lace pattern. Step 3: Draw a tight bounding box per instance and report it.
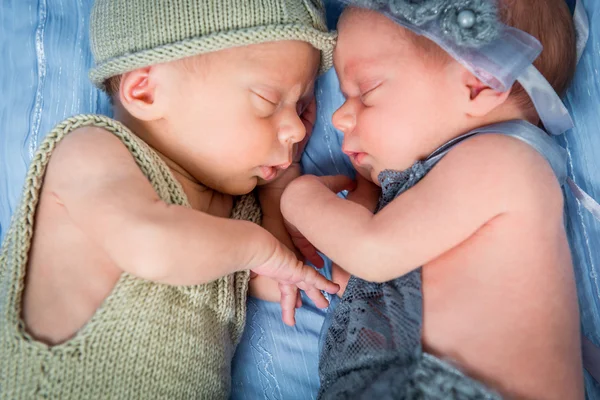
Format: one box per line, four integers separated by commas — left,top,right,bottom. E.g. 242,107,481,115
318,161,501,399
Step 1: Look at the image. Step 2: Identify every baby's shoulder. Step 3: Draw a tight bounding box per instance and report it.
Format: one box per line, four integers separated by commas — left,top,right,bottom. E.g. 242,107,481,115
447,132,550,172
53,125,131,160
47,125,139,183
433,133,564,212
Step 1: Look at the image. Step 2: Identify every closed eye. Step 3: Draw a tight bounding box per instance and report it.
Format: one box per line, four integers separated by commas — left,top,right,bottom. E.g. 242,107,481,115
251,92,279,116
360,83,381,105
253,91,278,105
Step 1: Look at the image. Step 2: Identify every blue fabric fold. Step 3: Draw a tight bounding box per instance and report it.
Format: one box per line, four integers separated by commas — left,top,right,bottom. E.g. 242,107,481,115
0,0,599,398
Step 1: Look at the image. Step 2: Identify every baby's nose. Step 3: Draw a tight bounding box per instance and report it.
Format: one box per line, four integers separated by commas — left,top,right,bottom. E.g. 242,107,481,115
278,116,306,145
332,104,356,135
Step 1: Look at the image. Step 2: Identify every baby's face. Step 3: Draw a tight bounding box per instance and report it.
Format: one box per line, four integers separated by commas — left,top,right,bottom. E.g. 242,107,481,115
157,41,319,195
333,9,464,183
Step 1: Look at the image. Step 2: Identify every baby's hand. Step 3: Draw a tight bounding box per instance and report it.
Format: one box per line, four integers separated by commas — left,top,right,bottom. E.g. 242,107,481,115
329,175,379,297
284,219,324,268
283,175,357,267
285,174,380,299
250,238,339,326
346,173,380,213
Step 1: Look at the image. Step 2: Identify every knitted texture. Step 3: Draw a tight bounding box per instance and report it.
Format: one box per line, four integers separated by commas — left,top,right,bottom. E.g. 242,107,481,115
89,0,336,89
0,115,262,399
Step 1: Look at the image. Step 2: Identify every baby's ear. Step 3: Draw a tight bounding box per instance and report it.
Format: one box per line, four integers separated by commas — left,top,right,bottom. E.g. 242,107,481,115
460,69,511,118
118,67,163,121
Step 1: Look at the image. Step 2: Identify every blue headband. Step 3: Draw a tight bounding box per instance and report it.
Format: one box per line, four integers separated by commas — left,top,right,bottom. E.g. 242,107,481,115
341,0,579,136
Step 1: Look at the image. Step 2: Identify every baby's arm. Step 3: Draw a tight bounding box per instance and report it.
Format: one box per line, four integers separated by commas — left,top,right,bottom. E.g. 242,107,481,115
249,178,301,303
250,162,329,302
282,135,543,282
330,175,380,294
47,127,338,302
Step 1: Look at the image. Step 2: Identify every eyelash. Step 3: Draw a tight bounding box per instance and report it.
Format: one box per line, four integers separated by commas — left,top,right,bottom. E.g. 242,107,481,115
365,80,387,106
359,89,375,105
254,92,278,106
340,82,381,105
360,83,380,100
253,88,313,118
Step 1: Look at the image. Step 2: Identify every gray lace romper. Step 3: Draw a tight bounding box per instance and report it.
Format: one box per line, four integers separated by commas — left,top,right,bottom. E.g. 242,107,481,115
318,120,568,400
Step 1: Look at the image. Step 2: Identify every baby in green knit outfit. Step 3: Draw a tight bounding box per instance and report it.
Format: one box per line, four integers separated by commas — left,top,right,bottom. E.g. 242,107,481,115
0,0,339,398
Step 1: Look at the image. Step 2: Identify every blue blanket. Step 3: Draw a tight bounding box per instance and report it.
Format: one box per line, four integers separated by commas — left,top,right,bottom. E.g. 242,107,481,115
0,0,598,398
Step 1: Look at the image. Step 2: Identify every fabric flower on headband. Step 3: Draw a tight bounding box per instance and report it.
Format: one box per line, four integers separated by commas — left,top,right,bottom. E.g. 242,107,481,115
389,0,447,26
439,0,500,47
344,0,501,48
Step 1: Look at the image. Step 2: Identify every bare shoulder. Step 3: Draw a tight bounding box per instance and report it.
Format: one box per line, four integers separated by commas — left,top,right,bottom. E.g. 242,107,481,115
431,132,564,215
48,126,138,182
41,124,161,215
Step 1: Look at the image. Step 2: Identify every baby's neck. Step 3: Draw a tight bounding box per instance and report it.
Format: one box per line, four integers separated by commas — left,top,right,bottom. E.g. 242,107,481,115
438,103,535,150
465,102,538,133
157,153,234,218
113,109,233,218
418,103,537,167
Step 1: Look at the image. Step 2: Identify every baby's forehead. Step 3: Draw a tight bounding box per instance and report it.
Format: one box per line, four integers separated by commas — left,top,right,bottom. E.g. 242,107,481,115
338,8,406,39
337,11,415,56
243,41,320,64
335,22,415,69
335,9,449,73
177,41,319,74
179,41,320,93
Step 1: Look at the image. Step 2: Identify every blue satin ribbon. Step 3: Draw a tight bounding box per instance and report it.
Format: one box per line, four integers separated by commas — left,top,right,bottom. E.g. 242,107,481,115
517,65,574,136
568,176,600,383
566,0,600,385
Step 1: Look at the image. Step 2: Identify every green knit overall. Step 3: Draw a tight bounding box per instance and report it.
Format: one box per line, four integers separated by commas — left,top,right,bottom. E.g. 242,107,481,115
0,115,261,399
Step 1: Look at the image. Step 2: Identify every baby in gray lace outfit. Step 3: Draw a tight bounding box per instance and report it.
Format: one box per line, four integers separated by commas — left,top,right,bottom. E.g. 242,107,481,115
280,0,584,398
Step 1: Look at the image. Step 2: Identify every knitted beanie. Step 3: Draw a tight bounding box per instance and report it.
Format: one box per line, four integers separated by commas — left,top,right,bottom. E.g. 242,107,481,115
89,0,336,90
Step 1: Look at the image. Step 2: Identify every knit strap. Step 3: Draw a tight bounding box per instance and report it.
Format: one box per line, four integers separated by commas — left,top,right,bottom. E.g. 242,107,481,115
2,114,260,352
19,115,185,272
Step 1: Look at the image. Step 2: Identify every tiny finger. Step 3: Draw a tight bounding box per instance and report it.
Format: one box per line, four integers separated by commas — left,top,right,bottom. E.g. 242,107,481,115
279,283,298,326
304,287,330,309
303,268,340,294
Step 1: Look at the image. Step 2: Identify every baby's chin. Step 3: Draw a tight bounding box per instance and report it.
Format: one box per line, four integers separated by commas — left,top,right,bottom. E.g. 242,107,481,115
208,176,260,196
353,164,380,186
215,168,287,195
256,176,273,187
369,170,382,187
256,168,288,187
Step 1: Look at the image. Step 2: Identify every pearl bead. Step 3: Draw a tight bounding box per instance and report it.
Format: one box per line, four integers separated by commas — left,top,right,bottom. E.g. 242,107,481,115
457,9,476,29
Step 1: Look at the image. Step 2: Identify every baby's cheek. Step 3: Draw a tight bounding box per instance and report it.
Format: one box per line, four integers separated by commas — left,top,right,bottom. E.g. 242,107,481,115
360,110,391,150
230,126,273,161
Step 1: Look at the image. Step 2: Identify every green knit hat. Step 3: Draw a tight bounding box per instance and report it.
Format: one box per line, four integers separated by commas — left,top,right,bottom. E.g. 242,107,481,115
89,0,336,90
